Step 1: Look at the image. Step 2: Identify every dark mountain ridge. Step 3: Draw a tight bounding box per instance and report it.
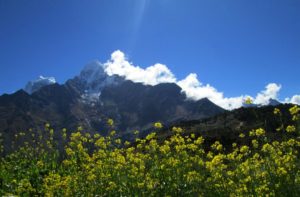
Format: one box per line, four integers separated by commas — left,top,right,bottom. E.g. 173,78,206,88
156,103,297,151
0,64,225,154
99,81,224,131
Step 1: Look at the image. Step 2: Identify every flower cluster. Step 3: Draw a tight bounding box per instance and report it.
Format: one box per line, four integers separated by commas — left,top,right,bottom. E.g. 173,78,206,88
0,106,300,196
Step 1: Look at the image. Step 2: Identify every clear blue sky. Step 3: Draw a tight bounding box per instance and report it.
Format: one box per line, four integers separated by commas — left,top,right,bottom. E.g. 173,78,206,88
0,0,299,99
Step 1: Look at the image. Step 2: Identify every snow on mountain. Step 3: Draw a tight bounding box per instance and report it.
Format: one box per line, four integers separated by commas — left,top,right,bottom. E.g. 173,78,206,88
79,60,107,85
24,76,56,94
68,60,124,103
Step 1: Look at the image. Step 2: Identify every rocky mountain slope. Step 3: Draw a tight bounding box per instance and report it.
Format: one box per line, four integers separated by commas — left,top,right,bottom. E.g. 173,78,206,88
156,103,296,150
0,62,225,153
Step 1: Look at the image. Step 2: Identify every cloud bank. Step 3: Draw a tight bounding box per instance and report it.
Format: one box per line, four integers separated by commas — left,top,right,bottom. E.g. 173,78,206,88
104,50,299,110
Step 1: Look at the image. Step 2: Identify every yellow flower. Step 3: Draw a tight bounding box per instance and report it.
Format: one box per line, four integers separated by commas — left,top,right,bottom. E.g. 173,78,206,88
187,143,198,151
62,159,72,166
87,173,96,181
286,125,296,133
172,126,183,133
252,139,259,148
276,125,284,132
154,122,163,129
77,143,84,152
277,167,287,176
159,144,170,154
137,182,144,188
186,171,200,183
227,170,234,176
290,105,300,120
95,137,107,149
107,181,117,190
115,138,121,144
261,143,273,152
194,136,204,145
211,154,224,166
191,133,195,139
94,133,100,138
249,130,255,137
245,97,253,104
17,179,36,194
240,145,249,153
287,139,296,146
211,141,223,151
110,130,116,136
239,133,245,138
274,108,281,115
146,132,156,141
289,105,300,115
255,128,265,137
37,160,44,168
49,129,54,136
107,118,114,127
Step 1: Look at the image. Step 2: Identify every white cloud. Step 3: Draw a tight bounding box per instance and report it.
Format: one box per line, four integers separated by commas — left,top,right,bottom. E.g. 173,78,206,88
285,95,300,105
290,95,300,104
176,73,245,109
104,50,176,85
254,83,281,105
103,50,299,110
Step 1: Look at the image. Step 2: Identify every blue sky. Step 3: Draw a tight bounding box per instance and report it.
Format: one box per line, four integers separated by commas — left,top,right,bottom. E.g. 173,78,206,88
0,0,299,107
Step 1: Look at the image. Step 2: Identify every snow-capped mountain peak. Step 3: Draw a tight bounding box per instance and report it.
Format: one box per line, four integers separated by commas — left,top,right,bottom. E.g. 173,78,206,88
79,60,106,84
79,60,123,91
67,60,124,103
24,75,56,94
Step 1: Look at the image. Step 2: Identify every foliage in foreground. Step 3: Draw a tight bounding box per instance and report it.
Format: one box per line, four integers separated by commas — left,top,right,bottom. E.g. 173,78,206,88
0,106,300,196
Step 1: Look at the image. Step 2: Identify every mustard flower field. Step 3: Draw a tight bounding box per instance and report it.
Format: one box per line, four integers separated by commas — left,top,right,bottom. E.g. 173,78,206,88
1,106,300,196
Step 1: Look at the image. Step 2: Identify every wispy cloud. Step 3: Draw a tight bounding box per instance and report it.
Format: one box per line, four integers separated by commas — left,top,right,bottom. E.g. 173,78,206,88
104,50,300,109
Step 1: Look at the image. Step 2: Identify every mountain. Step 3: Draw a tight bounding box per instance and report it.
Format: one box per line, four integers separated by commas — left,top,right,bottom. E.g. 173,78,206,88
99,80,224,132
66,61,124,103
242,98,281,108
24,76,56,94
0,61,225,154
156,103,296,150
268,98,281,106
